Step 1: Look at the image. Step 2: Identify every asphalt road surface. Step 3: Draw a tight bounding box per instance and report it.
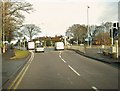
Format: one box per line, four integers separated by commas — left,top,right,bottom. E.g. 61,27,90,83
8,48,119,90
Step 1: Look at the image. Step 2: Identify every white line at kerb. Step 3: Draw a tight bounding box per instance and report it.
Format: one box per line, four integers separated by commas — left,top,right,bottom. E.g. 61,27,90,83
68,65,80,76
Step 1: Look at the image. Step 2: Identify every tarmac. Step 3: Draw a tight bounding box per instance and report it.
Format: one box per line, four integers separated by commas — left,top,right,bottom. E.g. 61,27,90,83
1,46,120,88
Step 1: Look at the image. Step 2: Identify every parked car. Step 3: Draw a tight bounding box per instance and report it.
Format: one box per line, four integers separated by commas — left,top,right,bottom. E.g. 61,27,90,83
55,42,64,50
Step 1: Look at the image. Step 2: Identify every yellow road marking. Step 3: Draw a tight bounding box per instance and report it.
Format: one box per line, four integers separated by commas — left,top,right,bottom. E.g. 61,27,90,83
7,51,34,91
13,54,34,90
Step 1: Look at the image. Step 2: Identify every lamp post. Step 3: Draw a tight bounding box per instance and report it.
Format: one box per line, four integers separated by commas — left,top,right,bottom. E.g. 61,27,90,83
87,6,90,47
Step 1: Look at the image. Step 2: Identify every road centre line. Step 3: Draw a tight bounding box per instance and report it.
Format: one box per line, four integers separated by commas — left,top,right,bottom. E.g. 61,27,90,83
92,86,99,91
61,58,67,63
68,65,81,76
59,51,62,55
59,55,61,58
59,52,80,76
7,51,34,90
59,52,99,90
59,52,66,63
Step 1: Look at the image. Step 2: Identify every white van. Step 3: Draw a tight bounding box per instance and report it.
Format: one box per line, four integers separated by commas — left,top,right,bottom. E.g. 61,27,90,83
28,41,35,50
55,42,64,50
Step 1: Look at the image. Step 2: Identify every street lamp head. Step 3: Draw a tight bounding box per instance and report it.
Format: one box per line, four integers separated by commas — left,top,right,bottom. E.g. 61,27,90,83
87,6,90,8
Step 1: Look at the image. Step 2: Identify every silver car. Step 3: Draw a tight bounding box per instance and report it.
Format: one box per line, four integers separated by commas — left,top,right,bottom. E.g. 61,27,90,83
35,45,44,53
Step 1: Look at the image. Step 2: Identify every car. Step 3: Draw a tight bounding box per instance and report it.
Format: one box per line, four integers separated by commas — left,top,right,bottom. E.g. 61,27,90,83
55,42,64,50
35,44,44,53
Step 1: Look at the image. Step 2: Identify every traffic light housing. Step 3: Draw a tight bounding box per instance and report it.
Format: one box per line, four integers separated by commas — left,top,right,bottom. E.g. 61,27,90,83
110,29,112,37
113,28,118,38
112,22,119,38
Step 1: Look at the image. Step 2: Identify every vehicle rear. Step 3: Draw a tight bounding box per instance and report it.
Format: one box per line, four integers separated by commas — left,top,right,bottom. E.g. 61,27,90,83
55,42,64,50
35,43,44,52
27,41,35,50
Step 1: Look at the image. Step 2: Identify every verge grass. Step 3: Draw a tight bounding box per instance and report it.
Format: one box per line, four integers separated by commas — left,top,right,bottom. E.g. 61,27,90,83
10,49,29,60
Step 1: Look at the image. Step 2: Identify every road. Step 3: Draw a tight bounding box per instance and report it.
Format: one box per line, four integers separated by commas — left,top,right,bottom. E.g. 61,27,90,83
7,48,118,90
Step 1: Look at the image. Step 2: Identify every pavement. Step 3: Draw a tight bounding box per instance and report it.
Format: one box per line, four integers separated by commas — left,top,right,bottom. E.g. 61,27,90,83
66,45,120,64
1,49,31,88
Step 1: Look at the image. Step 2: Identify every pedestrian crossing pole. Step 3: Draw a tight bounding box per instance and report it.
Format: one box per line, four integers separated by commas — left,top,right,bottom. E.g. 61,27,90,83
110,22,119,58
115,40,118,59
110,28,113,46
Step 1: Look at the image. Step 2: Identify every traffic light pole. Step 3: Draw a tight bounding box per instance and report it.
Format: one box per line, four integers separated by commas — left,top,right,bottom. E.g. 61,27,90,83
111,28,114,46
110,22,119,59
115,40,118,59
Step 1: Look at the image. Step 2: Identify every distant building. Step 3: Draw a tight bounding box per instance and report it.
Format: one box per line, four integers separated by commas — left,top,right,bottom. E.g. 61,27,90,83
33,35,63,46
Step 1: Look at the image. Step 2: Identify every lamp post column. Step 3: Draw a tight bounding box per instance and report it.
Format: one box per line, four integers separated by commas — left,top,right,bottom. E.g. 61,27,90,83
87,6,90,47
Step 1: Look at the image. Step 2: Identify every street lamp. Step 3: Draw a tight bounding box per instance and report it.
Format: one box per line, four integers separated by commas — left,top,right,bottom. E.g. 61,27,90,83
87,5,90,47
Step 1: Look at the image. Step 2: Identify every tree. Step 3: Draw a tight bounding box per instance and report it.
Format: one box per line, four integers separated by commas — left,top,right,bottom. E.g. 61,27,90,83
67,24,87,44
104,22,112,31
2,1,33,42
21,24,41,41
94,31,110,45
14,31,23,40
91,22,112,45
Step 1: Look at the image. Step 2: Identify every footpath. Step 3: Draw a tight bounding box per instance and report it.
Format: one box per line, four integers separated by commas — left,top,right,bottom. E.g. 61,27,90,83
1,49,31,88
66,45,120,64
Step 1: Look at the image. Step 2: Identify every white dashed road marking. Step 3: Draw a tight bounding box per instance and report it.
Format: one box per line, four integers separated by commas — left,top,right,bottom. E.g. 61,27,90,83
68,65,81,76
92,86,99,91
59,51,66,63
61,58,67,63
59,51,80,77
59,51,100,90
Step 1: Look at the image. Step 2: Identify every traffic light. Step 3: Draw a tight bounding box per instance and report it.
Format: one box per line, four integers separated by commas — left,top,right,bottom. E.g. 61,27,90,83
110,29,112,37
112,22,119,38
113,28,118,38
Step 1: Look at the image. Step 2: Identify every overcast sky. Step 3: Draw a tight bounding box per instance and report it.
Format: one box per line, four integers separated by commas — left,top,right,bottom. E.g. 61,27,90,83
23,0,119,37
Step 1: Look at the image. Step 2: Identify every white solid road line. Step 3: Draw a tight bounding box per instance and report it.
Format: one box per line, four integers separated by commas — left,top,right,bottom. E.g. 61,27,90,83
68,65,80,76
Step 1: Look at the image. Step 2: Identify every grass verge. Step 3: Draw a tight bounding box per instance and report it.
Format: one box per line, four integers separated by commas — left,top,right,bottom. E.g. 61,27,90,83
10,49,29,60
